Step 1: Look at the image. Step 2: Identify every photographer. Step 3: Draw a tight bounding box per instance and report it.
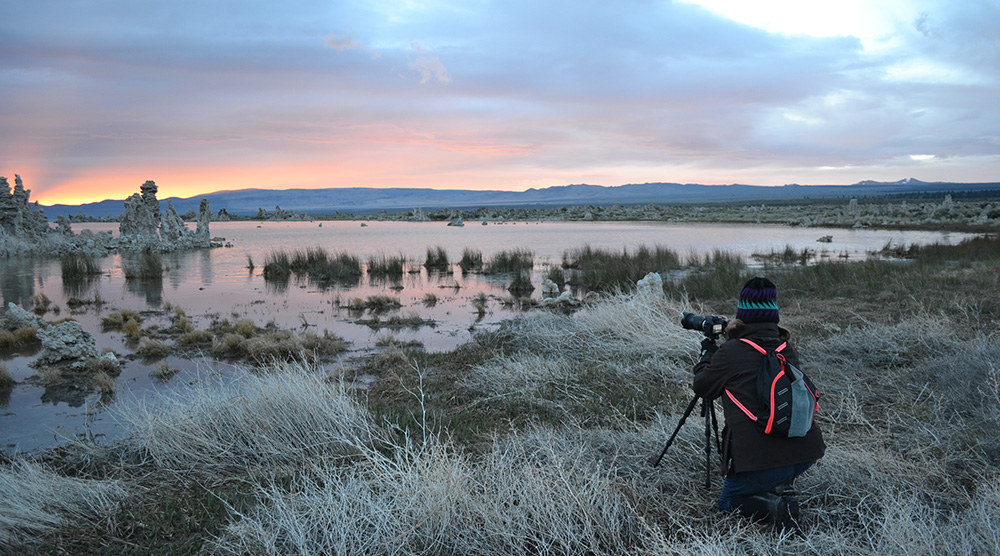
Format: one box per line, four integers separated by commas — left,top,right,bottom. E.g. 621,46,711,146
692,277,825,527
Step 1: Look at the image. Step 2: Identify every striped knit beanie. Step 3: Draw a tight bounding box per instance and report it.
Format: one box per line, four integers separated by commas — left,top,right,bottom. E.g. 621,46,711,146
736,277,779,323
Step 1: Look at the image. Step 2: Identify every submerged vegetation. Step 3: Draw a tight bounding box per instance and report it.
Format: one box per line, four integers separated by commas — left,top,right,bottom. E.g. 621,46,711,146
4,233,998,554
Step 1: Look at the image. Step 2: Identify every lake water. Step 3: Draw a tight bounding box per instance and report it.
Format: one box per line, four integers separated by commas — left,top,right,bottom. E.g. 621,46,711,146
0,220,975,454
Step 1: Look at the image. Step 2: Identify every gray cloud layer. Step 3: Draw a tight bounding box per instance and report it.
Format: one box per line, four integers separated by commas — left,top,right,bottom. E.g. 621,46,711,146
1,0,997,199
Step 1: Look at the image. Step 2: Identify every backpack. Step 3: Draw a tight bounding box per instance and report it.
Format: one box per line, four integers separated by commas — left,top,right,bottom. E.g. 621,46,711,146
724,338,820,438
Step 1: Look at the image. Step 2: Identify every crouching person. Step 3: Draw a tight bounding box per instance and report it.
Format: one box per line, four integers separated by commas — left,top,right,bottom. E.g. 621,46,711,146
693,277,825,528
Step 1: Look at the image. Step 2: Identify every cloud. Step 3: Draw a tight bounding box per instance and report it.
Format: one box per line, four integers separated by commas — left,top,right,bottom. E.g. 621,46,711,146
407,42,451,84
325,32,368,52
1,0,997,203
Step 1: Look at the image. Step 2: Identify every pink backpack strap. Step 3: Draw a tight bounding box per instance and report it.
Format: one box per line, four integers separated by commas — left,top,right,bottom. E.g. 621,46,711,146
740,338,787,353
725,389,757,421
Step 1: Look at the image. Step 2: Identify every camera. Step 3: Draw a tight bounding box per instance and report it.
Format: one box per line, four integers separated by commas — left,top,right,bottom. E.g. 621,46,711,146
681,312,728,339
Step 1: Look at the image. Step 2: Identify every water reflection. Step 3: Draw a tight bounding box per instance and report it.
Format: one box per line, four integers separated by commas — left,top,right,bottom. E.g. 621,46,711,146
126,275,163,306
0,258,37,308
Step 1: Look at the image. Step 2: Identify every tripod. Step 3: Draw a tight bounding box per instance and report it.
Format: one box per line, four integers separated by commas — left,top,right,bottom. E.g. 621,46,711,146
653,392,722,489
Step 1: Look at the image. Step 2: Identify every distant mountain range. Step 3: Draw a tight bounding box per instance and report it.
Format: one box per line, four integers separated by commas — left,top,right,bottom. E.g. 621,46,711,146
40,178,1000,219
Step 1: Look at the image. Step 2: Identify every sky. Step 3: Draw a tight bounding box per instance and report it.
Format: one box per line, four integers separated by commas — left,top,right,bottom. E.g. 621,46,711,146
1,0,998,205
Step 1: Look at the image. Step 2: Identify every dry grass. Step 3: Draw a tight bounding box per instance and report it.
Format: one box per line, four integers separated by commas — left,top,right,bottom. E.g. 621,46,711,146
135,338,172,359
113,363,381,473
150,362,180,382
100,309,141,331
0,460,127,547
0,326,38,349
91,372,116,395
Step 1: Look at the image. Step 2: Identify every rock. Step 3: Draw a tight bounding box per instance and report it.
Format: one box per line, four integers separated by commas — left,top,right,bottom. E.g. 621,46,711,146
817,235,833,243
0,174,53,251
4,302,44,329
538,290,581,310
119,180,161,245
542,279,560,299
116,180,211,250
55,216,74,236
636,272,663,298
33,320,99,371
101,351,120,371
196,199,211,239
409,208,430,222
160,200,188,243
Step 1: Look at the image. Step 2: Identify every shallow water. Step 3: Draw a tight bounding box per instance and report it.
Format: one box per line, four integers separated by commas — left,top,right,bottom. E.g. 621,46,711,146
0,220,975,454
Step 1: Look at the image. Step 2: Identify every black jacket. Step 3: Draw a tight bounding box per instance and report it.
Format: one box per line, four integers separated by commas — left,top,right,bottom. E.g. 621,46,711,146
693,320,825,474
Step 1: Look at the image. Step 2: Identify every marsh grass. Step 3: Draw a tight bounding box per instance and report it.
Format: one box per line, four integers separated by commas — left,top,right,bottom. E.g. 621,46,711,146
367,253,407,278
0,327,39,350
364,295,402,313
65,293,106,313
60,252,102,289
30,293,55,316
150,362,180,382
136,338,172,359
424,245,449,270
100,310,141,331
751,244,817,265
458,247,483,272
261,250,291,279
358,311,431,330
562,244,682,292
264,248,362,285
209,327,348,363
484,248,534,274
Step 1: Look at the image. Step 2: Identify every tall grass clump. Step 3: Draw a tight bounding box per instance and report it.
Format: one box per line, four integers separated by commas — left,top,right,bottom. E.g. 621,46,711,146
424,246,449,270
60,252,102,284
115,364,379,472
0,460,127,548
458,248,484,272
484,248,534,274
562,244,681,292
262,250,291,280
367,253,406,278
263,248,362,285
291,247,362,282
121,250,164,280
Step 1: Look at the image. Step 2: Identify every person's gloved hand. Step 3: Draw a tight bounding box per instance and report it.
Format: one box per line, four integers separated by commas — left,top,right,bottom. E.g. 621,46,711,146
700,338,718,355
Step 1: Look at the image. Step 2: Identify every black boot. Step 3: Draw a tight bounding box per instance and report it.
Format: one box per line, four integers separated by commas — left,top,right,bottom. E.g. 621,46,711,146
730,490,799,529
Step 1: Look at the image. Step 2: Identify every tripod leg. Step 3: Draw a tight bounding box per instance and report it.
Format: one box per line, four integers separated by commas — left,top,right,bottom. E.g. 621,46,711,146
703,399,713,489
653,394,700,467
